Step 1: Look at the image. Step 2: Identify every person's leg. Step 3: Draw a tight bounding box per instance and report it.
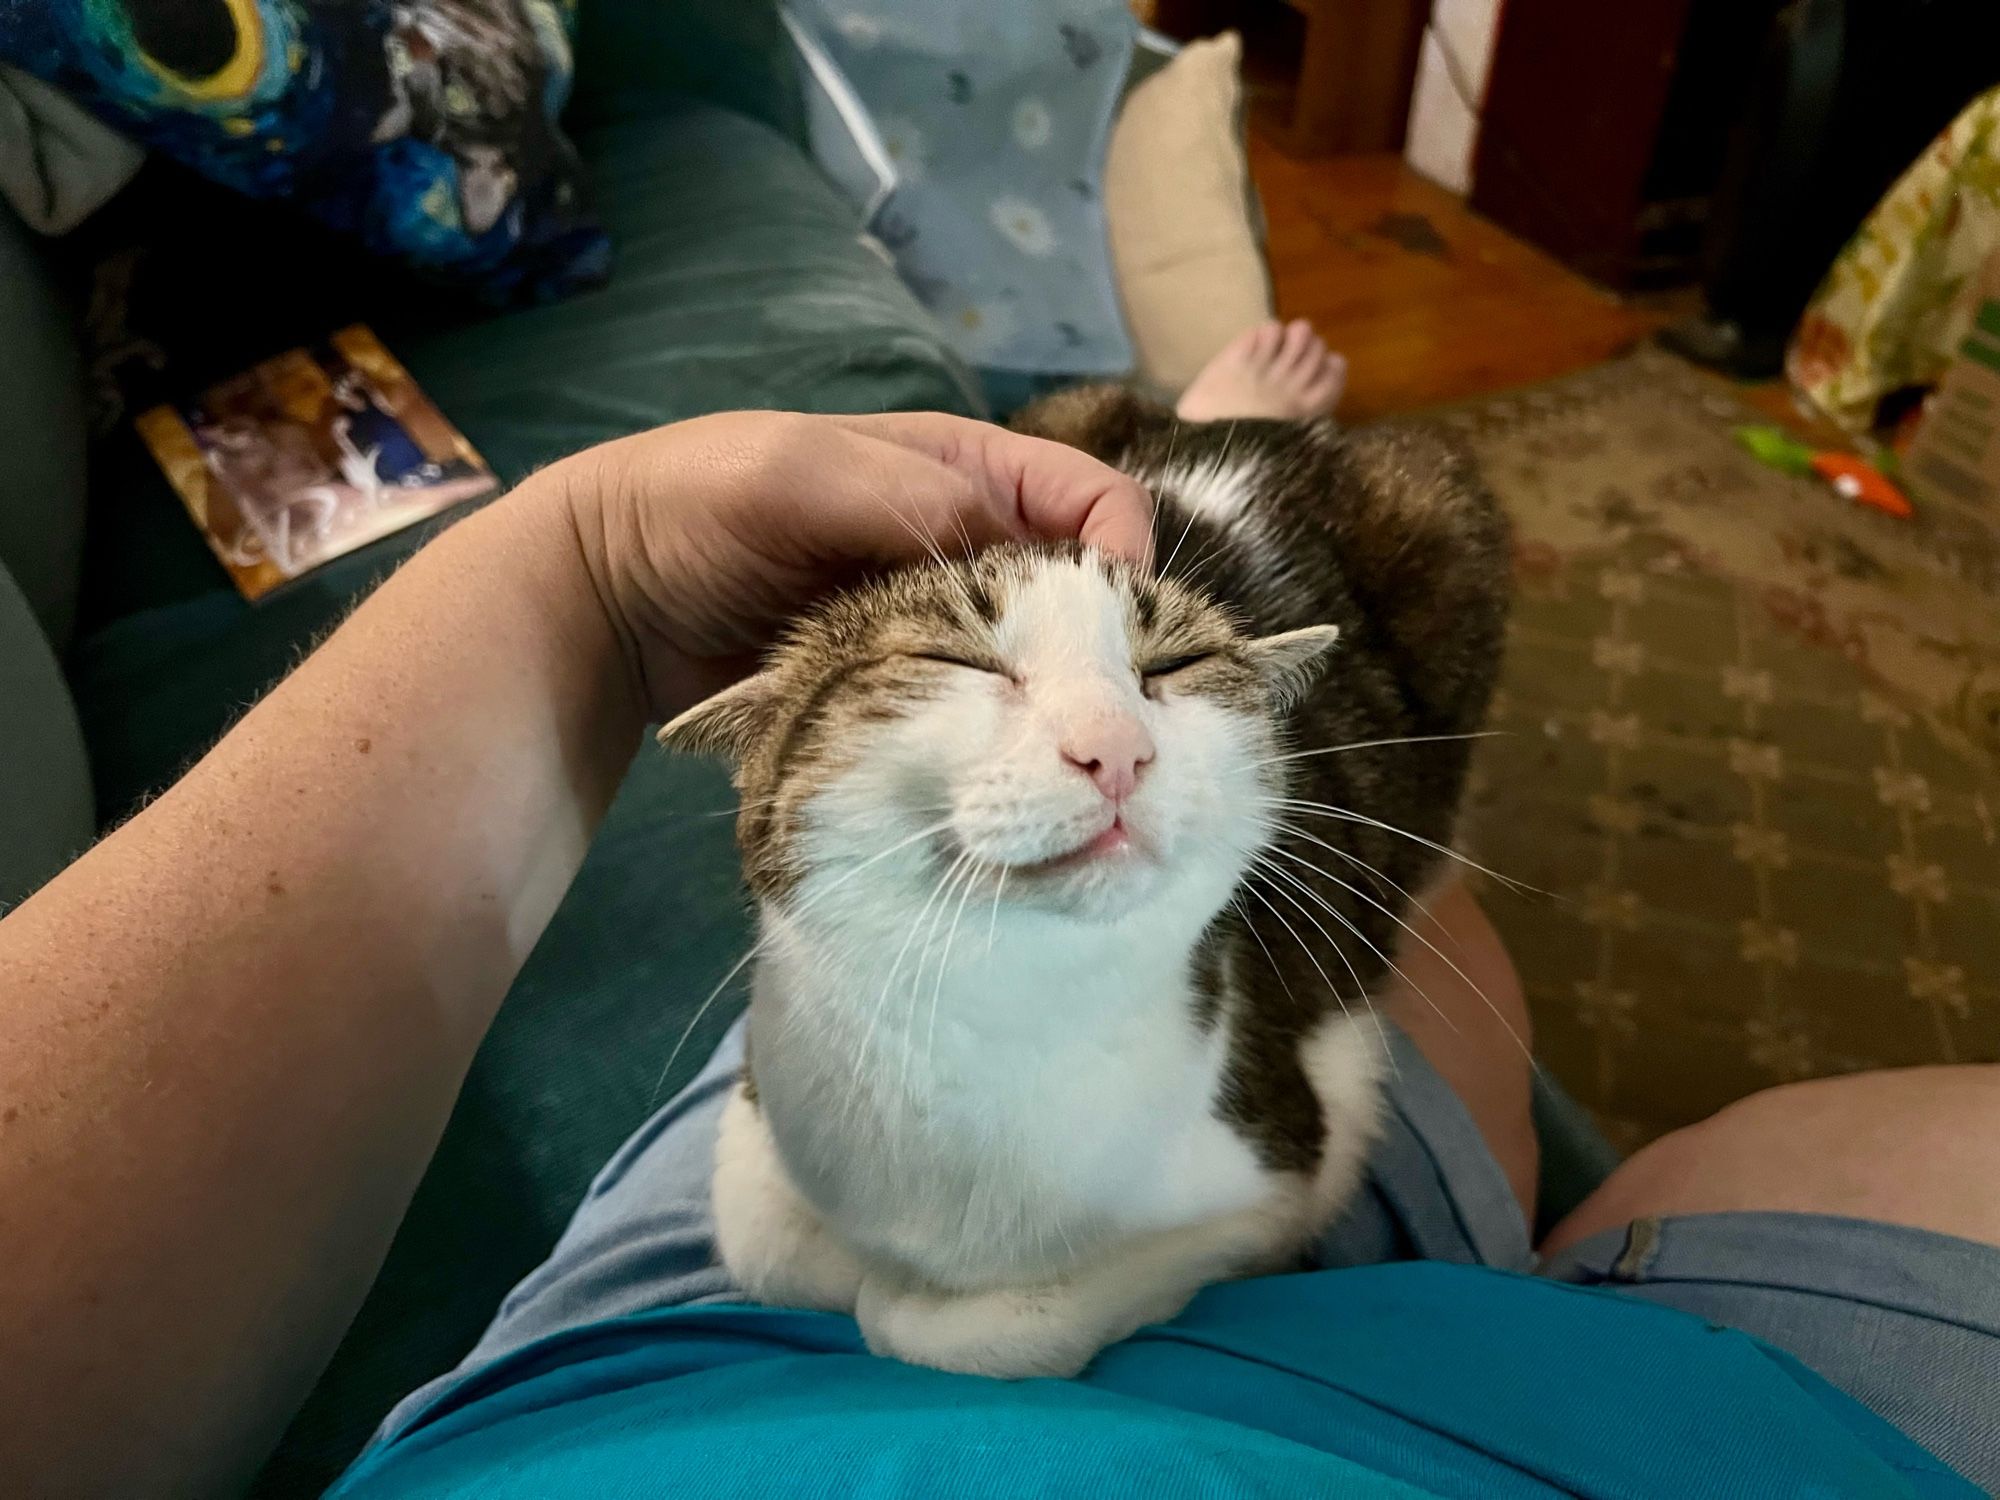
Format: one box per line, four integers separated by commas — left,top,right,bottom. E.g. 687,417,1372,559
1540,1069,2000,1489
1311,876,1543,1272
1544,1066,2000,1254
1377,879,1539,1224
1175,318,1347,422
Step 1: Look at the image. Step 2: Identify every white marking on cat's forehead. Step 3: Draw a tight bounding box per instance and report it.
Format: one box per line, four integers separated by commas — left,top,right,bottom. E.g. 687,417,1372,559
1139,452,1263,524
993,557,1131,670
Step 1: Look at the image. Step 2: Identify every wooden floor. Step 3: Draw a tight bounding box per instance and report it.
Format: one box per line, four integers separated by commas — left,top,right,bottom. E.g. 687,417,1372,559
1249,146,1667,422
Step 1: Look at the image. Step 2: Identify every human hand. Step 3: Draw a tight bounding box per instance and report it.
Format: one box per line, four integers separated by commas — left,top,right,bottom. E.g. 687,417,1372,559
538,410,1155,719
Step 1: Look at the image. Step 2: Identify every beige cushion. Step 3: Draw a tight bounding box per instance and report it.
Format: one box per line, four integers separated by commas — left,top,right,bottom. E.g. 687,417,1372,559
1104,32,1273,395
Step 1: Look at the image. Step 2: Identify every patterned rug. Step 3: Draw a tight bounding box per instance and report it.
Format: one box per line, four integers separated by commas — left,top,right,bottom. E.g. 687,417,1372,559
1416,348,2000,1151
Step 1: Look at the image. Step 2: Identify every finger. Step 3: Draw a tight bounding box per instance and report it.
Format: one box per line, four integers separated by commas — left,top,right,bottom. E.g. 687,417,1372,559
800,421,1016,567
975,424,1156,565
838,412,1155,566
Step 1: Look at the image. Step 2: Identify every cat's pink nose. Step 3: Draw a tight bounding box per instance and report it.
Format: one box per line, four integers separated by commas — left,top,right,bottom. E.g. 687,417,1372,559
1061,714,1156,802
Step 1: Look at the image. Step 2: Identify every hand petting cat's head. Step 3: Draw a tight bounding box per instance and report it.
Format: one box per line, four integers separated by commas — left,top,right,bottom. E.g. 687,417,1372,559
660,544,1336,933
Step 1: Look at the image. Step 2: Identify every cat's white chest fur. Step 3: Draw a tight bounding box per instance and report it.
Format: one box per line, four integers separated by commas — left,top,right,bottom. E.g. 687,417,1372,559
749,909,1274,1292
712,900,1383,1380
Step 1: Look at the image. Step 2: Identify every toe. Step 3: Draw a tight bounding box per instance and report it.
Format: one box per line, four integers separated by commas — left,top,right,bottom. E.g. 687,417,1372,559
1278,319,1318,369
1246,318,1285,364
1299,352,1348,417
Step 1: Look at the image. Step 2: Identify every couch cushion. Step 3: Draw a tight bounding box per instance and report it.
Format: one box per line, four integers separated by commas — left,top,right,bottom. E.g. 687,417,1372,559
72,100,977,823
1105,32,1273,395
568,0,803,143
0,561,92,907
0,200,86,647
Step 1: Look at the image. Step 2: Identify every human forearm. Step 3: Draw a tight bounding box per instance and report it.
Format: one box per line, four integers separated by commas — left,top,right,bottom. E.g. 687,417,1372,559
0,475,640,1497
0,409,1152,1496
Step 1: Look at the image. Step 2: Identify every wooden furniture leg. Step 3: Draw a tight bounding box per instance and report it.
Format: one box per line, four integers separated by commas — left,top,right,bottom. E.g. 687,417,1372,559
1283,0,1435,157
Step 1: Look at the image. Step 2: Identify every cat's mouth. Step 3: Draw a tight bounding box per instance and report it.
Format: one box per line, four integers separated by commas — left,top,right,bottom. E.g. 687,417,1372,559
1005,816,1143,878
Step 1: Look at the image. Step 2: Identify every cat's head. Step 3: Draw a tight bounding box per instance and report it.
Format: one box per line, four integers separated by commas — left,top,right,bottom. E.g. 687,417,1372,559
660,545,1336,933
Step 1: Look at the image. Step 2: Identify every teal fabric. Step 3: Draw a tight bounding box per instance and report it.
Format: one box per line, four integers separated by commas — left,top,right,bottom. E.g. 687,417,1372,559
0,200,86,647
330,1266,1978,1499
0,561,92,908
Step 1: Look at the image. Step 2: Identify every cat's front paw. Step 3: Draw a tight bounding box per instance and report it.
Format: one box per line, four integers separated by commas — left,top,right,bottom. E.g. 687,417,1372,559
855,1276,1109,1380
713,1086,866,1313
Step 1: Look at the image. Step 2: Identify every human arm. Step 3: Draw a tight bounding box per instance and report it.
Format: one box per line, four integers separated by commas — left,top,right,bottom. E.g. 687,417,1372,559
0,411,1151,1498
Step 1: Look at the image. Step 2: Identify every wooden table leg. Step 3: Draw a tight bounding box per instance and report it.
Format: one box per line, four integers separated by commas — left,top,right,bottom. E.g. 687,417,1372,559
1281,0,1435,157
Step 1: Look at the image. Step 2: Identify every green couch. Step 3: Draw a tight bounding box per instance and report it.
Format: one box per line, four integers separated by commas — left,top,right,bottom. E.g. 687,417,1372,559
2,11,983,1490
0,12,1617,1493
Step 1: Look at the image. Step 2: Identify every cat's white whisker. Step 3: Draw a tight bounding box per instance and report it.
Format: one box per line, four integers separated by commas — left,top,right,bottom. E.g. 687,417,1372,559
1246,856,1377,1017
895,850,975,1104
1245,863,1400,1070
1156,421,1229,578
1247,729,1506,769
1264,814,1411,903
1226,896,1298,1010
1157,499,1203,579
1260,796,1541,895
925,856,987,1072
647,938,762,1108
1235,872,1358,1023
1252,852,1459,1041
854,474,986,622
1238,872,1401,1082
1169,536,1233,583
789,816,958,914
985,866,1008,954
1266,817,1462,953
647,815,961,1107
847,849,965,1146
1265,835,1535,1063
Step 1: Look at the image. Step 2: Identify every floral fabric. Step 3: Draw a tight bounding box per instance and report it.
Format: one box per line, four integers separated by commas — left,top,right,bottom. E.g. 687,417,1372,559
1790,86,2000,435
787,1,1136,376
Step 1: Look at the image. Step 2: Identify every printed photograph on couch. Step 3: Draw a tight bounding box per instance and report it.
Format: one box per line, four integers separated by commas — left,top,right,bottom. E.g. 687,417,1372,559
136,326,496,600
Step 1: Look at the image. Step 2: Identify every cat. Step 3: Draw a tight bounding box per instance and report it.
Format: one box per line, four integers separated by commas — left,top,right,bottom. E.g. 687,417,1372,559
658,386,1512,1378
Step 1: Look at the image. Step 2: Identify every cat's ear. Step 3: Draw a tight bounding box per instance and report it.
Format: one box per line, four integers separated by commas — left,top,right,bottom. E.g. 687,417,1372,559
1246,625,1341,708
656,671,781,762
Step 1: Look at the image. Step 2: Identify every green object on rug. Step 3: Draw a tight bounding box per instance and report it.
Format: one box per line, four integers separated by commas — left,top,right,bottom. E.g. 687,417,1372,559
1733,423,1817,476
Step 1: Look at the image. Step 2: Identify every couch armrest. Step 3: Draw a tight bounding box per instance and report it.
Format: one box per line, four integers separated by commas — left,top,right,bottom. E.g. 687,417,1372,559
566,0,805,145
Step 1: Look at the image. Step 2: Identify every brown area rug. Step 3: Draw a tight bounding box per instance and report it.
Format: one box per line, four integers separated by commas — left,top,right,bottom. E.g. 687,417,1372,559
1417,347,2000,1151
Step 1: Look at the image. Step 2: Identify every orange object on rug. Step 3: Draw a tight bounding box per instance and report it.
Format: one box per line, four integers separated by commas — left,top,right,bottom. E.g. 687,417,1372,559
1809,452,1914,519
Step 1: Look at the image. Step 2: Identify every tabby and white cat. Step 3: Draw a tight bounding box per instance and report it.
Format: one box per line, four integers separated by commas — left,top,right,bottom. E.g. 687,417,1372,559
659,387,1511,1378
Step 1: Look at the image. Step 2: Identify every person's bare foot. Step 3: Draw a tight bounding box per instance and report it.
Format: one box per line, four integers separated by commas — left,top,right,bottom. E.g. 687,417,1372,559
1174,318,1347,423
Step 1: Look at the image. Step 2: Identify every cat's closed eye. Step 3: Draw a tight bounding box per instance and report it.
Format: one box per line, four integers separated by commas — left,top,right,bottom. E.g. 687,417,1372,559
1141,652,1213,679
908,650,1004,675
